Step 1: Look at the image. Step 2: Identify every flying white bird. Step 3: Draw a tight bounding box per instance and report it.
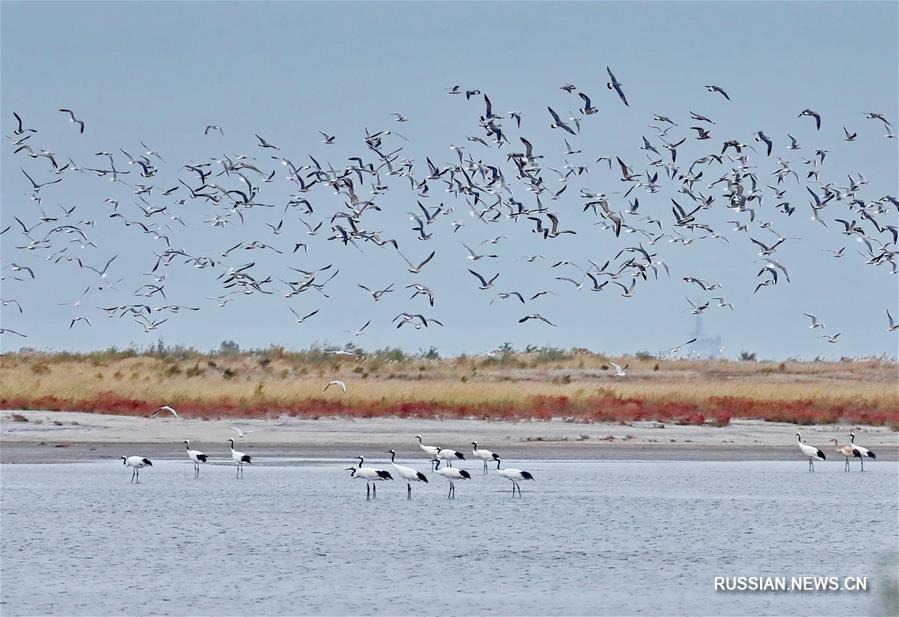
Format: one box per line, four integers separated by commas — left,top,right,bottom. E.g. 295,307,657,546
324,380,347,393
609,362,628,377
149,405,179,418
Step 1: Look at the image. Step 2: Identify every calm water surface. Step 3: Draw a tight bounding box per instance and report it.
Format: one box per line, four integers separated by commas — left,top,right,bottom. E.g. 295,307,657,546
1,459,897,616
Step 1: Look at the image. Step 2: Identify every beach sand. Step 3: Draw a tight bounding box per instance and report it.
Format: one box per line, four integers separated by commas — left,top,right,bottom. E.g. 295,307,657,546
1,410,896,464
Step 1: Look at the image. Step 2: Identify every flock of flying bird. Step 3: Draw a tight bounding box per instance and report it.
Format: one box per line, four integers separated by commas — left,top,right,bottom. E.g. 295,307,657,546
122,426,533,499
2,70,897,355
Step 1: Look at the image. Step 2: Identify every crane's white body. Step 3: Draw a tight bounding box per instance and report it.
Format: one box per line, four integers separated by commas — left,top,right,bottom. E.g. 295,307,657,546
184,440,208,478
471,442,500,474
416,435,439,469
433,459,471,498
388,450,428,499
849,433,875,471
435,446,465,468
121,456,152,483
228,438,252,478
795,433,825,471
496,459,534,497
348,457,393,499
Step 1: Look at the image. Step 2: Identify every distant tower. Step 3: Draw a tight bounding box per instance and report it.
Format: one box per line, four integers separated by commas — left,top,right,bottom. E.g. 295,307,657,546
689,315,723,358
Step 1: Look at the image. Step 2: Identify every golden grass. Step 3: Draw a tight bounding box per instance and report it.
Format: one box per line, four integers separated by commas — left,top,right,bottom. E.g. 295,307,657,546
1,351,897,426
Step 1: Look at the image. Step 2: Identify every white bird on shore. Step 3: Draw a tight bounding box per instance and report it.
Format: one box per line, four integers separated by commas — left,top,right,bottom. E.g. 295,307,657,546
228,438,252,478
433,459,471,498
121,456,152,483
415,435,440,469
471,441,500,474
496,459,534,497
324,380,347,393
387,450,428,499
435,446,466,468
609,361,628,377
347,456,393,499
149,405,179,418
183,440,207,478
849,433,876,471
795,432,826,472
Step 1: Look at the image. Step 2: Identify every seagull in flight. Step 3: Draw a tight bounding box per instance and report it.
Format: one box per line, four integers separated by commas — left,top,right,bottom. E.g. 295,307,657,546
149,405,179,418
468,268,499,290
289,307,319,324
547,107,576,135
606,67,629,106
518,314,556,326
397,249,436,274
705,84,730,100
58,109,85,133
803,313,825,329
887,309,898,332
324,380,348,393
609,362,628,377
230,426,253,438
799,109,822,130
345,320,371,337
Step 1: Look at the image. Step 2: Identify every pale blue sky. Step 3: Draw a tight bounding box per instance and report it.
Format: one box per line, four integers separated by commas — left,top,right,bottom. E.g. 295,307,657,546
1,1,897,359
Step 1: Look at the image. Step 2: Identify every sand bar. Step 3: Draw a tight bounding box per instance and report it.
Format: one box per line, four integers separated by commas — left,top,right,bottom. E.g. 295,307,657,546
1,410,896,463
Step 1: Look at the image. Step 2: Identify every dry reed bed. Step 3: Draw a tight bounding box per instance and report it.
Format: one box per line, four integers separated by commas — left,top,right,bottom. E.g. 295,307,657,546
2,353,897,428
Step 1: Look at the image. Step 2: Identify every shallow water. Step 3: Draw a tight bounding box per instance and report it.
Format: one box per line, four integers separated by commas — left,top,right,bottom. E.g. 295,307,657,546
1,459,896,616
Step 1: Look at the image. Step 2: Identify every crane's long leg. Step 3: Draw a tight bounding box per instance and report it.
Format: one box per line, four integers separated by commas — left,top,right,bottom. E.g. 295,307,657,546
407,482,412,500
483,460,488,475
373,484,377,499
135,468,140,483
844,457,849,472
447,482,453,499
130,468,136,483
366,483,370,501
860,458,864,472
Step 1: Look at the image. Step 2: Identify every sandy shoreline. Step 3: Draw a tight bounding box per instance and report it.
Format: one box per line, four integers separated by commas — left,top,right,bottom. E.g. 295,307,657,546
1,410,896,464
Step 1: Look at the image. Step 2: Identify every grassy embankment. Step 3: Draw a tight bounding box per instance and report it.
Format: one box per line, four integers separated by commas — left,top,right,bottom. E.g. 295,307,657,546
1,346,897,428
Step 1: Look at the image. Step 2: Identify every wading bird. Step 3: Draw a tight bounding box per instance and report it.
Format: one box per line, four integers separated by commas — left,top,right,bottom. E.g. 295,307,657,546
795,432,826,472
471,442,500,474
849,433,875,471
121,456,152,483
387,450,428,499
433,459,471,498
184,440,208,478
347,456,393,499
496,459,534,497
228,438,252,478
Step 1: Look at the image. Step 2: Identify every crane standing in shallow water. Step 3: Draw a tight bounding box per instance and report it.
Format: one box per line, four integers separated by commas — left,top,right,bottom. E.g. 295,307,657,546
849,433,876,471
121,456,152,483
387,450,428,499
433,458,471,499
184,440,208,478
496,459,534,497
228,438,252,478
795,432,825,472
346,456,393,500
